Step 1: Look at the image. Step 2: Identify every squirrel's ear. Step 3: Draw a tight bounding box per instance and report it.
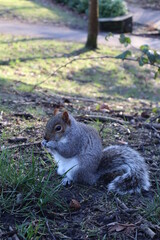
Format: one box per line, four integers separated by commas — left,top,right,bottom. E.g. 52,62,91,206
62,111,70,125
53,108,59,116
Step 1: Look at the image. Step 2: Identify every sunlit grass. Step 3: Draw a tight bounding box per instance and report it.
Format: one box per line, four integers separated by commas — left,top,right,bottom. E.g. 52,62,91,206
0,0,86,28
0,34,160,102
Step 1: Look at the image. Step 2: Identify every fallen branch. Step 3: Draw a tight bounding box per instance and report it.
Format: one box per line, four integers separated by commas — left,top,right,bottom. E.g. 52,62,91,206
8,137,28,143
32,55,159,90
32,55,136,89
138,123,160,140
141,122,160,130
140,224,156,239
116,198,140,214
112,113,145,122
13,112,34,119
76,113,160,130
76,114,125,125
45,218,56,240
115,198,157,239
131,143,155,148
62,95,99,103
150,114,160,123
0,141,41,151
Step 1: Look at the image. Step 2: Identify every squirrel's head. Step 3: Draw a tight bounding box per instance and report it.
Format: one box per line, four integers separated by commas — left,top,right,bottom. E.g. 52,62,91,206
43,109,71,142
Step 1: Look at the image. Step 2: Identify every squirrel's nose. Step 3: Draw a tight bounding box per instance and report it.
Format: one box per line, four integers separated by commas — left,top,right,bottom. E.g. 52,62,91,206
44,134,49,141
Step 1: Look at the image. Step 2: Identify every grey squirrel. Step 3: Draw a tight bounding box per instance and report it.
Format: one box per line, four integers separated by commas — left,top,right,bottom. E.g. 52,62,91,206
41,110,150,195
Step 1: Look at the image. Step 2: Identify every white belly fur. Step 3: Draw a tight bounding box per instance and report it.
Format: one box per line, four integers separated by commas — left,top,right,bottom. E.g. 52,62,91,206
53,151,79,181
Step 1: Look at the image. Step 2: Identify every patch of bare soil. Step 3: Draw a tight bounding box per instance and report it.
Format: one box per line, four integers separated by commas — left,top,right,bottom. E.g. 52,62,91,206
0,83,160,239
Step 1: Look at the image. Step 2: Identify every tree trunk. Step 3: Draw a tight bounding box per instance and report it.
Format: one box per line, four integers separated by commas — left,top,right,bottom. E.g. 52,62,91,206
86,0,99,49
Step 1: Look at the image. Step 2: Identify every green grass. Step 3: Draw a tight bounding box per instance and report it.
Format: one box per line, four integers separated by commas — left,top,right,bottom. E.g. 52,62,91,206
0,34,160,104
0,0,86,28
140,181,160,225
0,148,64,239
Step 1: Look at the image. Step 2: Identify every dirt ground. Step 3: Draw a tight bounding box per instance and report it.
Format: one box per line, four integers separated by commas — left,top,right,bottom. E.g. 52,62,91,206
0,81,160,240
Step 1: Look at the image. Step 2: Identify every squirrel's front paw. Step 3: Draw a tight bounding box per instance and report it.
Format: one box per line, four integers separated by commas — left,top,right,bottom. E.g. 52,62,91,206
41,139,47,147
61,177,72,186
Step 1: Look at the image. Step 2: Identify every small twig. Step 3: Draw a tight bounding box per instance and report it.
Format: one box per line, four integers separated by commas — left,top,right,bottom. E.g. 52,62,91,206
141,123,160,130
125,233,135,240
32,55,133,89
13,112,34,119
150,114,160,123
0,140,41,151
139,123,160,140
150,126,160,139
0,229,18,238
134,228,138,240
8,137,28,144
62,95,100,103
9,226,20,240
116,197,128,210
112,113,137,121
99,123,106,137
76,114,125,125
115,199,157,239
140,224,156,239
131,143,152,148
45,218,56,240
116,197,139,214
32,55,159,90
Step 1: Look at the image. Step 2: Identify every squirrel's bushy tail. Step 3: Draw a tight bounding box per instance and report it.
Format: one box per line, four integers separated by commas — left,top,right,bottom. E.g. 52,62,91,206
107,167,150,195
98,145,150,195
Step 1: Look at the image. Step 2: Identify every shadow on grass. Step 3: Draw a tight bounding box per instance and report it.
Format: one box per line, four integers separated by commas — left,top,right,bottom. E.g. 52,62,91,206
0,77,33,92
1,61,160,103
0,62,160,115
0,77,11,87
0,46,90,65
0,37,58,44
0,35,159,103
65,64,160,102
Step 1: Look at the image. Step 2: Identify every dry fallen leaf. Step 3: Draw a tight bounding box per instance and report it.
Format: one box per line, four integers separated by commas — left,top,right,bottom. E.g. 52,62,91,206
107,222,136,233
69,199,81,210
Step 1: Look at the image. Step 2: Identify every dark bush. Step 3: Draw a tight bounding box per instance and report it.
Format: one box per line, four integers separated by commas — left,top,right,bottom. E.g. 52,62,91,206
53,0,127,17
76,0,88,14
99,0,127,18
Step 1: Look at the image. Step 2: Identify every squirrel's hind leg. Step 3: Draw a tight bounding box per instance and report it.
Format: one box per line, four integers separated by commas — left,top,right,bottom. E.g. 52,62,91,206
73,168,99,185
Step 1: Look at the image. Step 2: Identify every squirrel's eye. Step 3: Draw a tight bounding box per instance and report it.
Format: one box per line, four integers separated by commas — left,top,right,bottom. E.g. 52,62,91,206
55,125,62,132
